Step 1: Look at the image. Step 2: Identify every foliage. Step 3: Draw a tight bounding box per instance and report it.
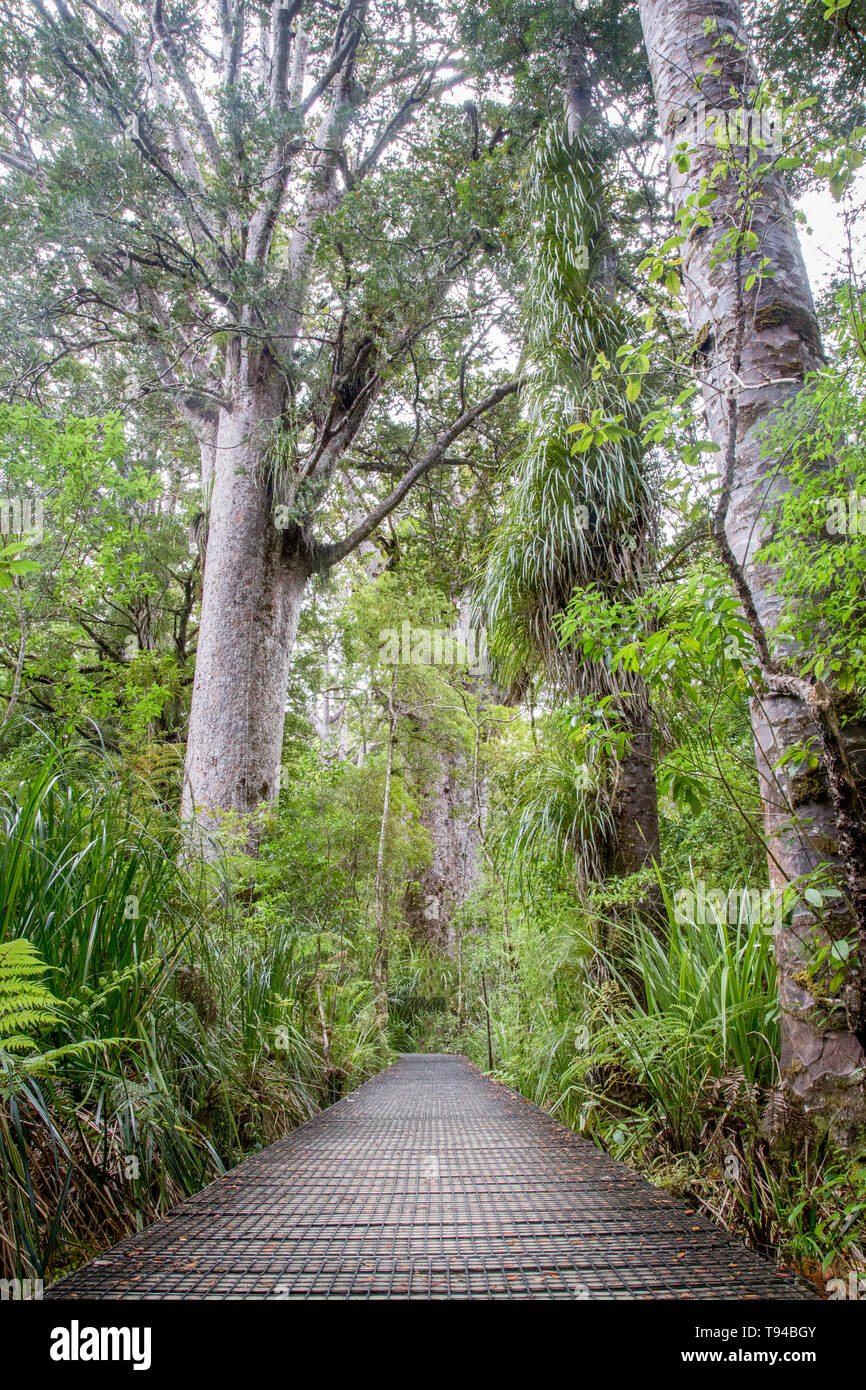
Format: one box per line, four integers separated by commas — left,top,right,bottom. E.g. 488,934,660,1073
0,939,65,1056
0,404,198,759
494,707,617,884
456,868,862,1282
479,118,654,697
0,753,390,1280
758,361,866,699
0,0,864,1301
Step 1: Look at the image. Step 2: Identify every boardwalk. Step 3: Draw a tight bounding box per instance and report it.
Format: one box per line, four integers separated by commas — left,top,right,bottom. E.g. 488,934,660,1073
46,1054,815,1300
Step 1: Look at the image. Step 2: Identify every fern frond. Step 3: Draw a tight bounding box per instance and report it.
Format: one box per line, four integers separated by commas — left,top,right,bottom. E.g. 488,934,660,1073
0,938,64,1055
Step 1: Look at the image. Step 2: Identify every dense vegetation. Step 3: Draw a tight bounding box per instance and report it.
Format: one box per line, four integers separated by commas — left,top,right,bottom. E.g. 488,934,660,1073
1,0,865,1295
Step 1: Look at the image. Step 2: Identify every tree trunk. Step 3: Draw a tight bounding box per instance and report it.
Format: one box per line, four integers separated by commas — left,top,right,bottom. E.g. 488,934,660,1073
639,0,866,1135
402,599,485,949
181,371,310,852
403,742,481,950
563,39,662,882
613,700,661,875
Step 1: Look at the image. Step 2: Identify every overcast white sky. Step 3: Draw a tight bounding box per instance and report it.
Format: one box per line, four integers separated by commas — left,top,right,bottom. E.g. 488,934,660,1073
796,181,864,297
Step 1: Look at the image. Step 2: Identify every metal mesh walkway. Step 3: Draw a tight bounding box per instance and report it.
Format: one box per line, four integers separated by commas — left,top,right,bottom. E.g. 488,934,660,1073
46,1053,816,1300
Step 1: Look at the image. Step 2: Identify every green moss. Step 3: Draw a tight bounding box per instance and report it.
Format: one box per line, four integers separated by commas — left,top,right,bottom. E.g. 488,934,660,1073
665,105,688,136
691,321,714,364
811,833,839,857
754,299,822,355
790,764,829,807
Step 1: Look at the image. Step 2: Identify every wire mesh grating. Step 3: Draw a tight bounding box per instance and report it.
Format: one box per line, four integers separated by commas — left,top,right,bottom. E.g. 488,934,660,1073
45,1054,818,1300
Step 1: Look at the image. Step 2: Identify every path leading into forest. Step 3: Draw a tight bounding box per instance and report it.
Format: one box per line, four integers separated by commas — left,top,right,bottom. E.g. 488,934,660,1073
46,1054,816,1300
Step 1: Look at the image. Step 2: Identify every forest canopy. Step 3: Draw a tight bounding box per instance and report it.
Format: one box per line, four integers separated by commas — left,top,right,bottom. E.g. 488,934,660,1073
1,0,865,1297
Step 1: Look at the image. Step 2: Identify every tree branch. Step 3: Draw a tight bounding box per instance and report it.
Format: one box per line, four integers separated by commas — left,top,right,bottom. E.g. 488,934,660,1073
316,377,520,569
151,0,222,171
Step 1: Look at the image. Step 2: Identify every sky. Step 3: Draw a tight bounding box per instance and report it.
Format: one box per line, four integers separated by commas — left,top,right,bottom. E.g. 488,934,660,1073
796,180,864,297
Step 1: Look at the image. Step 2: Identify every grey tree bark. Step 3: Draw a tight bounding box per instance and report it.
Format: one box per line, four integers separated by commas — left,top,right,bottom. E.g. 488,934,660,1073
180,373,311,844
401,593,487,949
179,362,516,852
403,742,482,950
639,0,866,1135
